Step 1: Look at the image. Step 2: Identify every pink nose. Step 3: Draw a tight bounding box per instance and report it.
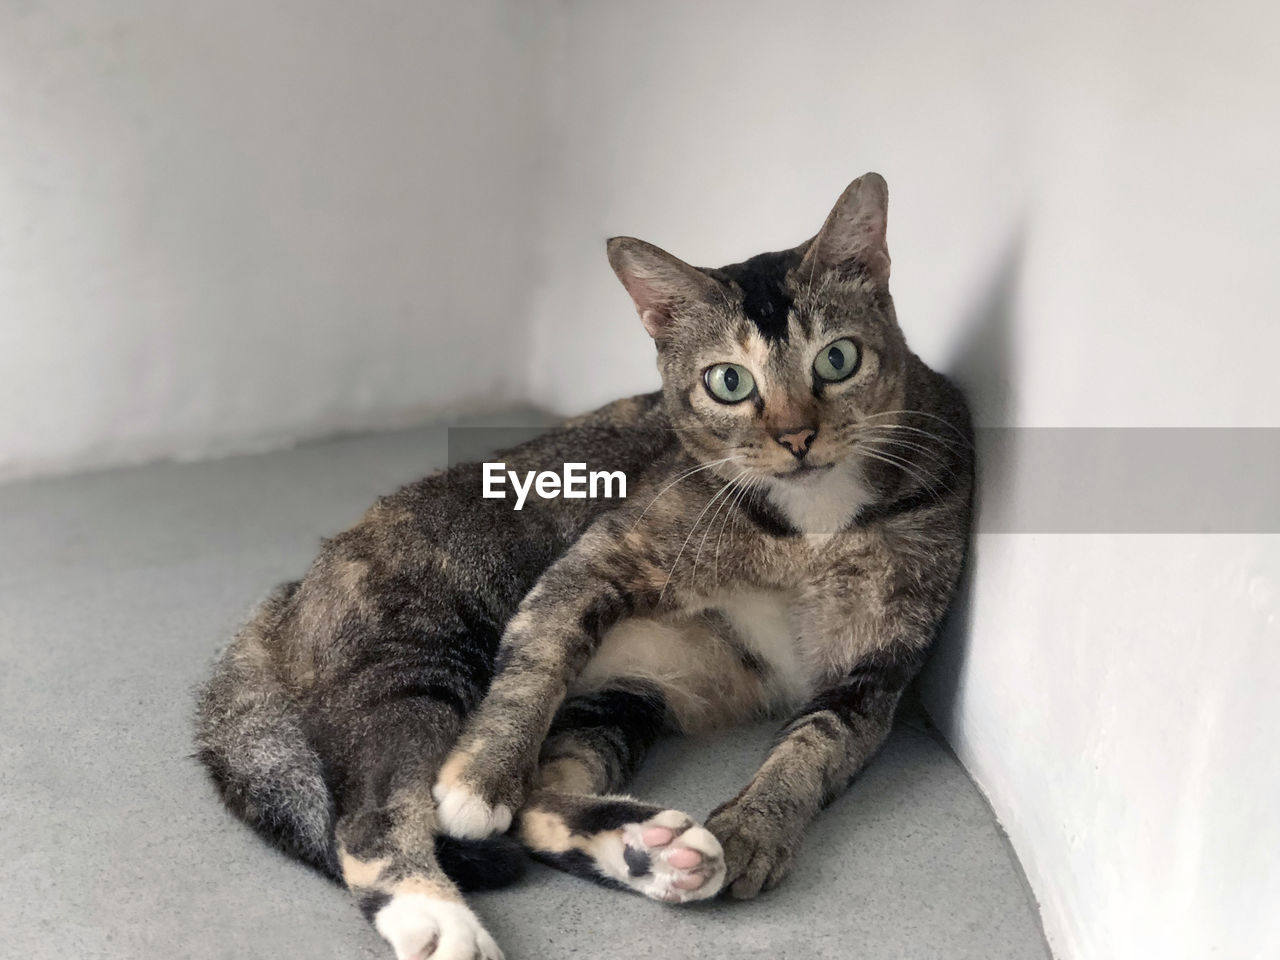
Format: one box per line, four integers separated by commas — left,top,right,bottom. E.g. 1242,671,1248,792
775,427,817,458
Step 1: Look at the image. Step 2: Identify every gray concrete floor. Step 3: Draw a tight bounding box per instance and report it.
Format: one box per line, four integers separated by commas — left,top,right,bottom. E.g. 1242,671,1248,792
0,422,1049,960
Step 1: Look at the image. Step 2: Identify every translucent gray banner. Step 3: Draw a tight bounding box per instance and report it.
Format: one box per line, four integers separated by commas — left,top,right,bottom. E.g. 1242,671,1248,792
975,428,1279,533
447,426,1280,533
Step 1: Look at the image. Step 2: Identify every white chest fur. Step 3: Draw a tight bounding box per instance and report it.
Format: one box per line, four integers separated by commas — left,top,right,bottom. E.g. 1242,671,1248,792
718,589,815,710
764,462,873,538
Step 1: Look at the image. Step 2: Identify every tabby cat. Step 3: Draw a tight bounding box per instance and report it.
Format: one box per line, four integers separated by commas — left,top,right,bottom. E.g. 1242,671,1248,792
196,173,973,960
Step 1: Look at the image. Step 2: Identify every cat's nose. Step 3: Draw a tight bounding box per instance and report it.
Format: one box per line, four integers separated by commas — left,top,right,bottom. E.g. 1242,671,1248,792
774,426,817,459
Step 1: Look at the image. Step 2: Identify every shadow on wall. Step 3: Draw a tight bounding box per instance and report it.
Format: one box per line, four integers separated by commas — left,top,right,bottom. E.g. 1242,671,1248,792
916,229,1023,739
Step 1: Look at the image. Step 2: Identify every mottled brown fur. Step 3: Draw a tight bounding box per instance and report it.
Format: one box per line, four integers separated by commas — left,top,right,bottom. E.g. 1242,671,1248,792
437,174,974,904
198,174,973,960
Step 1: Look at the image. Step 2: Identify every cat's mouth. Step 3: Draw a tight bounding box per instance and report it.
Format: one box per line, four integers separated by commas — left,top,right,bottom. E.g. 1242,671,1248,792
773,461,834,480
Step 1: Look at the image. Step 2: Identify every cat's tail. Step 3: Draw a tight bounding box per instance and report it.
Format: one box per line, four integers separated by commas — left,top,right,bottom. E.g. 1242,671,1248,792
434,833,527,891
194,583,524,891
194,583,341,876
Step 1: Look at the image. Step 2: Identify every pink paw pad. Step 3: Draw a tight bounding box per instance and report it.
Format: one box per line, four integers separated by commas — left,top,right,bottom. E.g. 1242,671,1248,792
673,871,707,890
618,810,726,904
666,847,702,870
642,826,674,847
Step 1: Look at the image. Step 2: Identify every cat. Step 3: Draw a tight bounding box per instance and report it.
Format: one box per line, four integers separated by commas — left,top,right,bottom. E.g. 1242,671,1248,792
196,172,974,960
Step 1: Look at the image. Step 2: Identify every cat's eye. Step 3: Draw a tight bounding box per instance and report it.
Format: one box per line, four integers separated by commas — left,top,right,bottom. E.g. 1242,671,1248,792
813,338,860,383
703,363,756,404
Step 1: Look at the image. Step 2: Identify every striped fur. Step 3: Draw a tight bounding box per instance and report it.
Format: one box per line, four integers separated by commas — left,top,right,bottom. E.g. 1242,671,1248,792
196,173,974,959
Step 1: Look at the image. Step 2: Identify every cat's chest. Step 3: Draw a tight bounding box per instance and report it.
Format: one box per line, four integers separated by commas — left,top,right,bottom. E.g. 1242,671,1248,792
765,463,875,538
707,531,874,707
716,589,816,708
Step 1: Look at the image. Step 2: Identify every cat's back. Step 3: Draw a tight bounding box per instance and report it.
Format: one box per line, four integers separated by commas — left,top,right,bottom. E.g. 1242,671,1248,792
368,389,674,564
266,392,678,673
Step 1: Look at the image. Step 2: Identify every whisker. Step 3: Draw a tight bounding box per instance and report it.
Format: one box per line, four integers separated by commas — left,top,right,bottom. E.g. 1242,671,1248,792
857,409,974,448
857,439,946,479
629,456,742,532
660,473,743,603
828,422,967,457
850,422,968,450
858,446,947,502
852,430,956,471
692,470,748,584
858,449,940,500
714,472,758,589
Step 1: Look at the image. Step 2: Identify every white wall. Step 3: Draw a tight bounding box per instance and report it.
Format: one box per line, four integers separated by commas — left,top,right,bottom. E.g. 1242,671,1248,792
0,1,549,480
4,3,1277,956
525,0,1029,411
525,2,1280,958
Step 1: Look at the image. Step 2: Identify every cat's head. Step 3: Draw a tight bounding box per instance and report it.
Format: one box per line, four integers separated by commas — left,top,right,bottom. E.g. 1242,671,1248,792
608,173,911,485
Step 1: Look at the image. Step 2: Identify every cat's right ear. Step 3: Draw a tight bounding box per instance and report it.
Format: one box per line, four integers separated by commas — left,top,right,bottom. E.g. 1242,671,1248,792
607,237,722,341
800,172,891,283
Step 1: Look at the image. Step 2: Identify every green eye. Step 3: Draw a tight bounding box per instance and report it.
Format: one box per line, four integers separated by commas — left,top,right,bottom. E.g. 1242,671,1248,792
703,363,756,403
814,338,860,383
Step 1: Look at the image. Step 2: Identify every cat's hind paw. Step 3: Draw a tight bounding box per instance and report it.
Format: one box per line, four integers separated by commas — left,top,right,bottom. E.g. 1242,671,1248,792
614,809,726,904
373,892,503,960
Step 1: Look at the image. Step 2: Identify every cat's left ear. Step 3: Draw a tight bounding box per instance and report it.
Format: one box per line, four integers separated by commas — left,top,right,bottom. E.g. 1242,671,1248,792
607,237,723,340
801,172,891,283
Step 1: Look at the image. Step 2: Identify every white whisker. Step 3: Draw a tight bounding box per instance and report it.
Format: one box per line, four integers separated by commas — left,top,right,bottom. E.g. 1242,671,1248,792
851,422,967,452
858,446,946,502
660,473,742,603
852,429,955,471
857,409,973,448
714,474,759,589
628,456,742,533
692,470,748,584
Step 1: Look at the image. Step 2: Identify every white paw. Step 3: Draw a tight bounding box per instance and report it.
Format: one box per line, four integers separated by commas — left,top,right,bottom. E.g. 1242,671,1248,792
613,809,726,904
432,781,512,840
374,893,503,960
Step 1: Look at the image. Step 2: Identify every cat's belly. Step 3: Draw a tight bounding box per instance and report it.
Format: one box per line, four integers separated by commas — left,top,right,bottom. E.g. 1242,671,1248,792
716,588,816,711
571,589,814,732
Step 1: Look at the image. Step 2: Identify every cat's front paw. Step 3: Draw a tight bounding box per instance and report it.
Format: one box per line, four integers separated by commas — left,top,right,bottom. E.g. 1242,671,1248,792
373,890,503,960
705,796,798,900
432,749,516,840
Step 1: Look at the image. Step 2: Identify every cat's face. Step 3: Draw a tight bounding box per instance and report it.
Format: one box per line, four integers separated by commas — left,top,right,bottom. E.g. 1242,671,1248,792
609,173,910,485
